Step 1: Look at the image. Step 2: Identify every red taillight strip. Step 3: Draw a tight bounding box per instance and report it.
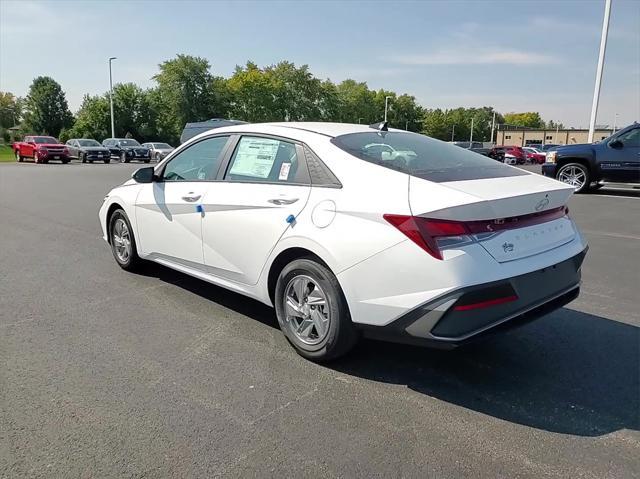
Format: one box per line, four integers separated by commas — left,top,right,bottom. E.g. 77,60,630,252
464,206,568,234
453,295,518,311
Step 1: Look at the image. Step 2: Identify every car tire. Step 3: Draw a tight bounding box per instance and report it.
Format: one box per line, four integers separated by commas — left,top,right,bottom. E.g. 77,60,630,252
108,209,142,271
275,258,358,361
120,152,127,163
104,159,110,164
155,153,161,162
33,152,40,164
144,159,150,163
61,158,70,164
16,151,23,162
556,162,591,193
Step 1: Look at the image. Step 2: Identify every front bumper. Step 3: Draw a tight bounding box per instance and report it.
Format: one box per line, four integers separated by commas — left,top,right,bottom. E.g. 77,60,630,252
542,163,557,177
358,249,586,348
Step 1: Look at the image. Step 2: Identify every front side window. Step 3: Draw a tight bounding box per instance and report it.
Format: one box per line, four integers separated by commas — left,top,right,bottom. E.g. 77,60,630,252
332,131,527,182
618,128,640,148
117,139,140,147
162,136,230,181
225,136,302,184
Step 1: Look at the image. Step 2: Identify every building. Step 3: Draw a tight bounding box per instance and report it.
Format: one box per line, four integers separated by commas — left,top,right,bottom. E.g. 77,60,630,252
496,128,613,147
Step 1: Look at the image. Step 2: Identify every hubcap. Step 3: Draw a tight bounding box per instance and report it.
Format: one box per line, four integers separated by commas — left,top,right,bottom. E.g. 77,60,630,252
558,166,586,190
283,275,330,345
112,218,131,263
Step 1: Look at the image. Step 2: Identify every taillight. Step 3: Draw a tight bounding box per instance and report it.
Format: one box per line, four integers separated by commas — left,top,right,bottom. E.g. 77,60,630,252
384,206,569,260
383,215,472,260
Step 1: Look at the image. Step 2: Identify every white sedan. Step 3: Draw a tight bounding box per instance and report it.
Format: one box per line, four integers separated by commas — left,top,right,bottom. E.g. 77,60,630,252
99,122,588,360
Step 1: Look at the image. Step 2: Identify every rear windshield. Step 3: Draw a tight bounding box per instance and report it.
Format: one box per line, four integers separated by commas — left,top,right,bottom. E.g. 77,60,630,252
331,131,527,182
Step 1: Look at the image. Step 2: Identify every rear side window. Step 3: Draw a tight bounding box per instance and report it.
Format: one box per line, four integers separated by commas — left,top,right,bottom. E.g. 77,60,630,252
332,132,527,182
224,136,306,184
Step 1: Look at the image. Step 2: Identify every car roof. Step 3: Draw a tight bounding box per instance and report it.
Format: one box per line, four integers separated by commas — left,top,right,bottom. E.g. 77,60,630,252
197,122,399,138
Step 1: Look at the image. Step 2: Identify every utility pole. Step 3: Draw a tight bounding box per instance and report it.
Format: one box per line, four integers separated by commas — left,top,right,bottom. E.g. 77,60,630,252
451,124,456,141
588,0,611,143
469,118,474,143
556,124,560,143
613,112,618,132
384,96,392,122
109,57,117,139
490,112,496,144
358,118,363,124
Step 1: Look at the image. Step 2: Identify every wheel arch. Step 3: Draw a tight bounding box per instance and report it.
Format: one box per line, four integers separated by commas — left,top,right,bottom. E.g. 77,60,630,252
266,247,332,305
556,157,592,175
105,202,125,244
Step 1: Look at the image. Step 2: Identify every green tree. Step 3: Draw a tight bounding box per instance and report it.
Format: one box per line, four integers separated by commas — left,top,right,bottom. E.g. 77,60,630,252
334,79,377,124
22,76,73,137
503,112,544,129
0,91,22,128
111,83,156,141
227,61,280,122
423,107,503,142
68,94,111,141
153,54,228,141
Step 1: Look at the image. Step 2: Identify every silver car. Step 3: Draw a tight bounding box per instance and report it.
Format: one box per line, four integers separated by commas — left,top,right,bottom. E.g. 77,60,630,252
142,142,174,162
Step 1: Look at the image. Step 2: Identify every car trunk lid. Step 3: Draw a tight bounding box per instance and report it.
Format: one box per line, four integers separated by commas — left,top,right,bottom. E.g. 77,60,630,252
409,174,577,262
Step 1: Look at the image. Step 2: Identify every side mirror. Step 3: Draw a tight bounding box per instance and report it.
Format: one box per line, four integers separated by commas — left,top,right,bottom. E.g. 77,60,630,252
132,166,156,183
609,139,623,149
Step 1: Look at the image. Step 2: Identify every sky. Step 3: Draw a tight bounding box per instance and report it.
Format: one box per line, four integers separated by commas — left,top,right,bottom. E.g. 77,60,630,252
1,0,638,128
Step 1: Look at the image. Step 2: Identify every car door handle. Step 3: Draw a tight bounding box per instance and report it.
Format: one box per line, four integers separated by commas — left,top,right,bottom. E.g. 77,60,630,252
268,198,298,205
182,194,201,202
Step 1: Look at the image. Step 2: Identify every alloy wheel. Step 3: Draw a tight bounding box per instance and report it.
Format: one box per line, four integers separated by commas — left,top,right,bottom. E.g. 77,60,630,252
558,165,587,191
283,275,331,345
112,218,132,263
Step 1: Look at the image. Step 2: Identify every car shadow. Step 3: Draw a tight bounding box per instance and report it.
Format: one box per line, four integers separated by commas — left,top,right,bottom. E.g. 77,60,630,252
134,262,638,437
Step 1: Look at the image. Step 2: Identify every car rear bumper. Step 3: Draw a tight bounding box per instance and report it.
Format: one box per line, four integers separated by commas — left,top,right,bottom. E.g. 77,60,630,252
542,164,557,177
356,248,586,348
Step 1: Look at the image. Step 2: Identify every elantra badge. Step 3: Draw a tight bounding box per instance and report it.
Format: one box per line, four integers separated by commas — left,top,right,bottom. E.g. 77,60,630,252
502,242,515,253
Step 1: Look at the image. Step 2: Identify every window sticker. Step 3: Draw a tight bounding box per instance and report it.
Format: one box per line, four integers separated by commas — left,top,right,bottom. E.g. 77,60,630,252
229,138,279,178
278,162,291,181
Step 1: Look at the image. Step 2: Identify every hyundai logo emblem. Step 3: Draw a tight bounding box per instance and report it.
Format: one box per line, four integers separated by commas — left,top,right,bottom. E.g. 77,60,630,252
535,198,550,211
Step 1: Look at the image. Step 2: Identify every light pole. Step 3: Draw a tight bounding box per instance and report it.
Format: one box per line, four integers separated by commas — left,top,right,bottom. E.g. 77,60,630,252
588,0,611,143
384,96,392,122
109,57,117,138
613,112,618,132
469,118,474,143
358,118,363,124
451,124,456,141
490,111,496,144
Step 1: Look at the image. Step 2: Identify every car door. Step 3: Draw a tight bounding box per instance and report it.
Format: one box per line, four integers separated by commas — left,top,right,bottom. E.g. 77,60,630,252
134,135,233,268
23,137,34,157
599,127,640,182
201,135,311,285
66,140,78,158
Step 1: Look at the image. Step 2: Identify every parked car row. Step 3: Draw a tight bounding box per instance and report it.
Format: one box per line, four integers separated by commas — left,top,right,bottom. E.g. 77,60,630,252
12,136,175,164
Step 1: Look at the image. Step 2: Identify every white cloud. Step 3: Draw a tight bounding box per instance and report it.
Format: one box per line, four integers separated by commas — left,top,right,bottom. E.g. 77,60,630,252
394,49,559,66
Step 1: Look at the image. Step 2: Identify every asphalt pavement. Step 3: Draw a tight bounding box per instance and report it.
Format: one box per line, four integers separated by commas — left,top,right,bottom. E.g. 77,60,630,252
1,161,638,478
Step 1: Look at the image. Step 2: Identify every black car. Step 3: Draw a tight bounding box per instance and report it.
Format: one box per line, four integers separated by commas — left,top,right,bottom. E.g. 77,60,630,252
65,138,112,163
102,138,151,163
542,123,640,192
180,119,247,144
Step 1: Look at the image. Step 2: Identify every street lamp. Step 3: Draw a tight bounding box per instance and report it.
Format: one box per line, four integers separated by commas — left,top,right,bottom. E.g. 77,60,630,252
588,0,611,143
109,57,117,138
451,124,456,141
358,118,363,124
384,96,392,122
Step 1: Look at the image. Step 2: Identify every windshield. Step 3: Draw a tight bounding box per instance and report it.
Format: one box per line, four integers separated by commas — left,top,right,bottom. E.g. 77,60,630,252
78,139,101,147
33,137,58,144
118,139,141,146
154,143,172,149
331,131,527,182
